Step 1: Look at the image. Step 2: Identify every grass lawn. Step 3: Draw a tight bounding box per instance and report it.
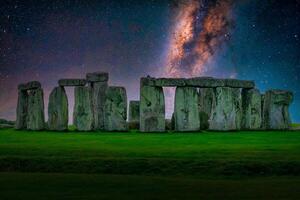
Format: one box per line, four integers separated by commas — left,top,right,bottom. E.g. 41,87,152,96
0,128,299,199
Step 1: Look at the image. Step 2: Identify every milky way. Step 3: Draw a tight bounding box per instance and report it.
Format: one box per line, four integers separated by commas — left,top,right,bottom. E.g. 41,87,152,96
0,0,299,122
165,0,234,77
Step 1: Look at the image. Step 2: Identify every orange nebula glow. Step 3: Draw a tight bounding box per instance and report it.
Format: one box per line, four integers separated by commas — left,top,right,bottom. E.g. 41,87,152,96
165,0,233,78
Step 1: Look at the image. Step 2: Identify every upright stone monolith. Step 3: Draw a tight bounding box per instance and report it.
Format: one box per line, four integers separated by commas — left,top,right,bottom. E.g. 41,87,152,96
73,86,93,131
174,87,200,131
15,89,28,129
241,88,262,130
140,84,165,132
104,86,127,131
198,88,215,130
27,88,45,130
48,86,68,131
209,87,242,131
263,90,293,130
87,72,108,130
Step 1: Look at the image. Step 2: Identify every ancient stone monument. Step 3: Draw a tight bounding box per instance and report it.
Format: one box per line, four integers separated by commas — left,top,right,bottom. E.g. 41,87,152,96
262,90,293,130
87,72,108,130
241,88,262,130
73,86,94,131
174,87,200,131
16,81,45,130
16,73,294,132
104,86,128,131
48,86,68,131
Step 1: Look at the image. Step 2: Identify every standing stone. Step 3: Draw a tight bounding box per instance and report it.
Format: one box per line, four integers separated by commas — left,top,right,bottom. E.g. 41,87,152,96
48,87,68,131
198,88,215,130
174,87,200,131
15,89,28,129
241,88,262,130
140,85,165,132
87,72,109,130
27,88,45,130
209,87,242,131
91,81,108,130
73,86,93,131
263,90,293,130
104,86,127,131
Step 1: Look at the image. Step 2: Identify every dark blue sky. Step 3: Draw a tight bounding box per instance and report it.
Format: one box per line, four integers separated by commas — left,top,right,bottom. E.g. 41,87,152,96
0,0,299,122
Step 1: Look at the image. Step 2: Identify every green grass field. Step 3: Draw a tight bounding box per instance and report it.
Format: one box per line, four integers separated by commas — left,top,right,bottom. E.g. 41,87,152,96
0,128,299,199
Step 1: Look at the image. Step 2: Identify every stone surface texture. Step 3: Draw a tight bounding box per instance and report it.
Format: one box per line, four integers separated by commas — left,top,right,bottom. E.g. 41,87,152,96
198,88,215,130
104,86,128,131
91,81,108,130
86,72,109,82
241,88,262,130
15,90,28,129
209,87,242,131
48,87,68,131
27,88,45,130
141,77,255,88
263,90,293,130
58,79,87,86
18,81,41,91
174,87,200,131
140,85,165,132
73,86,93,131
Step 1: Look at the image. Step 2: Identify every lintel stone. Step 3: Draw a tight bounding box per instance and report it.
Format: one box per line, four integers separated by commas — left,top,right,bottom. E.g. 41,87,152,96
58,79,87,86
141,76,254,88
86,72,109,82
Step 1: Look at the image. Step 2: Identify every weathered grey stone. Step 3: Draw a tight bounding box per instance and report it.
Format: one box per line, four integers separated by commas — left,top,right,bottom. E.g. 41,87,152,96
186,77,225,87
27,88,45,130
263,90,293,130
15,90,28,129
129,101,140,122
86,72,109,82
224,79,255,89
198,88,215,130
141,76,255,88
73,86,93,131
58,79,87,86
241,88,262,130
209,87,242,131
48,87,68,131
91,81,108,130
140,85,165,132
174,87,200,131
104,86,128,131
18,81,41,91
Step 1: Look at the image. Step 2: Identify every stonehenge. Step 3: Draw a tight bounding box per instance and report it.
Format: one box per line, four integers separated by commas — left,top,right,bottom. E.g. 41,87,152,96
87,72,108,130
104,86,128,131
15,73,294,132
262,90,293,130
174,87,200,131
73,86,94,131
16,81,45,130
48,87,68,131
241,88,262,130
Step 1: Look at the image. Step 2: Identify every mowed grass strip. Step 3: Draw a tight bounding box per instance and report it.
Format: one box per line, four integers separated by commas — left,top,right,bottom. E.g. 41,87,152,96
0,128,299,176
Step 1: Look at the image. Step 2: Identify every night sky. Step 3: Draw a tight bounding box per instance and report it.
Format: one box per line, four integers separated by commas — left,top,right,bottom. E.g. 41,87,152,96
0,0,299,122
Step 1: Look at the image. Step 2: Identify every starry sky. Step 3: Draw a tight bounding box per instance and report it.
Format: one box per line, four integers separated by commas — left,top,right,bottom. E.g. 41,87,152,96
0,0,299,122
